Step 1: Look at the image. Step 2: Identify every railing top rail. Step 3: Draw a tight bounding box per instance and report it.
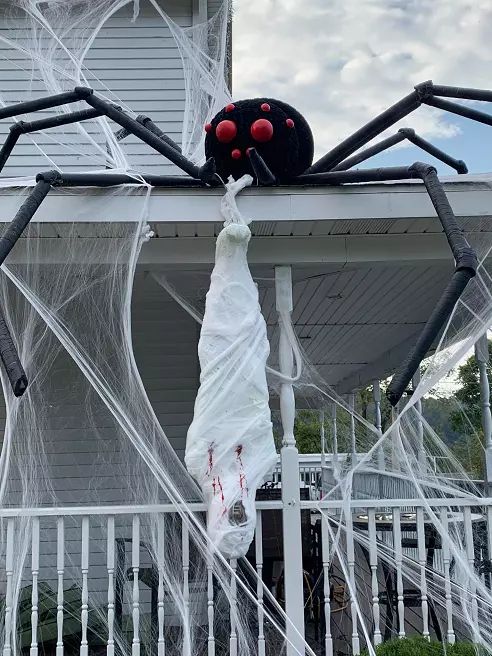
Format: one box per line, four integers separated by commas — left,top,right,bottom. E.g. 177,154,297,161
0,496,489,517
0,499,285,517
304,496,492,510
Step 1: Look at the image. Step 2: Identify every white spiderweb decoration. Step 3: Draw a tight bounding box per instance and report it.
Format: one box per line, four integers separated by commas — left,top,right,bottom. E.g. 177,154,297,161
0,1,490,655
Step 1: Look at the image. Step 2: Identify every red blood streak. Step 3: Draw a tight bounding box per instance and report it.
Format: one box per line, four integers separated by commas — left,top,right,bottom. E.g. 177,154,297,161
217,476,225,502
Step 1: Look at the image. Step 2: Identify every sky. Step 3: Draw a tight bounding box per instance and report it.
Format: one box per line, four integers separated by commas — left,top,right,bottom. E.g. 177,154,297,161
231,0,492,175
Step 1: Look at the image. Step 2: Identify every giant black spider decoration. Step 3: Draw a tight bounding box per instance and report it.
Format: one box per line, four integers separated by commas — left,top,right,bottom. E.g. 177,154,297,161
0,81,488,404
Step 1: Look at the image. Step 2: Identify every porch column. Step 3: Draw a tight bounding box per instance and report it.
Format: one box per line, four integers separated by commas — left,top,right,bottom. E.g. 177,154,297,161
412,368,427,469
349,392,357,465
391,405,400,471
275,266,305,655
475,334,492,490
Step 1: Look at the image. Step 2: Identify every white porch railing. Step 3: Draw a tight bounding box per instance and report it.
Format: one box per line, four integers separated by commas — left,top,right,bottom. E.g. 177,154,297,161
0,497,490,655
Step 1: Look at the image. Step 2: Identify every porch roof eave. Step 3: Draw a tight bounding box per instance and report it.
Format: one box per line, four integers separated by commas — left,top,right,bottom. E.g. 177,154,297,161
0,173,491,224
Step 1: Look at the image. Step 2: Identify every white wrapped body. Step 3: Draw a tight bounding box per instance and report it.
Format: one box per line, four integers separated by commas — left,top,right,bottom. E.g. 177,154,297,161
185,178,277,558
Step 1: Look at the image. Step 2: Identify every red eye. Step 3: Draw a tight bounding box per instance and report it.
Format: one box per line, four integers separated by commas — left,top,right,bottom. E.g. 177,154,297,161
250,118,273,143
261,103,271,112
231,149,242,159
204,123,213,133
286,118,295,128
216,120,237,143
225,103,236,113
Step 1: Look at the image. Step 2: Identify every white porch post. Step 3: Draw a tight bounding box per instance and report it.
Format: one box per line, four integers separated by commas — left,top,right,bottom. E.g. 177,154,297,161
412,368,426,469
275,266,305,655
475,334,492,490
349,393,356,464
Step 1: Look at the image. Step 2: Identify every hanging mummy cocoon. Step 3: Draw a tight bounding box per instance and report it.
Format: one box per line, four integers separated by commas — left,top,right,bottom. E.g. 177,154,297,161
185,175,277,558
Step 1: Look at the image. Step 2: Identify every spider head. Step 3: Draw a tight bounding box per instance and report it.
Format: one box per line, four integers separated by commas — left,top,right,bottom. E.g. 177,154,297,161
204,98,314,183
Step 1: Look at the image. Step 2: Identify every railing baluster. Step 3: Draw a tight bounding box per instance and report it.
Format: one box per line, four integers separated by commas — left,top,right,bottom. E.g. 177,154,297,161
30,517,40,656
255,510,266,656
368,508,381,646
157,514,166,656
56,517,64,656
416,507,429,638
132,515,140,656
3,518,14,656
346,510,360,654
393,508,405,638
321,513,333,656
463,506,478,629
182,519,190,656
440,507,455,644
107,516,115,656
80,517,89,656
229,559,238,656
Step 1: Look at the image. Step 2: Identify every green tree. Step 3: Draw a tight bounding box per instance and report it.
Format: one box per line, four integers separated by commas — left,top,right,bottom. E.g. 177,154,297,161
450,340,492,434
447,339,492,479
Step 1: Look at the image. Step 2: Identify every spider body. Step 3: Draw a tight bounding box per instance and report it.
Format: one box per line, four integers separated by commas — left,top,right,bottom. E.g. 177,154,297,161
204,98,314,182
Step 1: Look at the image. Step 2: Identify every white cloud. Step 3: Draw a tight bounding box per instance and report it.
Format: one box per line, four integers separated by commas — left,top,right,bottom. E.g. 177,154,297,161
232,0,492,160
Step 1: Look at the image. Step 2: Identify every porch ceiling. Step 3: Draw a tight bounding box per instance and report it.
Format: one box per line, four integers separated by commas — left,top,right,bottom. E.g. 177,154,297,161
143,258,454,393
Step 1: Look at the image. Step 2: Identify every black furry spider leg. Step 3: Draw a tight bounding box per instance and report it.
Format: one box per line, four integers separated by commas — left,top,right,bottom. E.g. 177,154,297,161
115,114,182,155
307,81,492,174
0,178,52,397
0,88,90,121
247,148,276,185
0,108,104,174
0,87,217,184
334,128,467,174
297,162,477,406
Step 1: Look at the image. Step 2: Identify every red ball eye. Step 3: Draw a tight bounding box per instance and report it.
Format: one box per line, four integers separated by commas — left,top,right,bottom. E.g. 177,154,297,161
250,118,273,143
225,103,236,113
231,149,242,159
261,103,271,112
286,118,295,128
204,123,213,133
216,120,237,143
